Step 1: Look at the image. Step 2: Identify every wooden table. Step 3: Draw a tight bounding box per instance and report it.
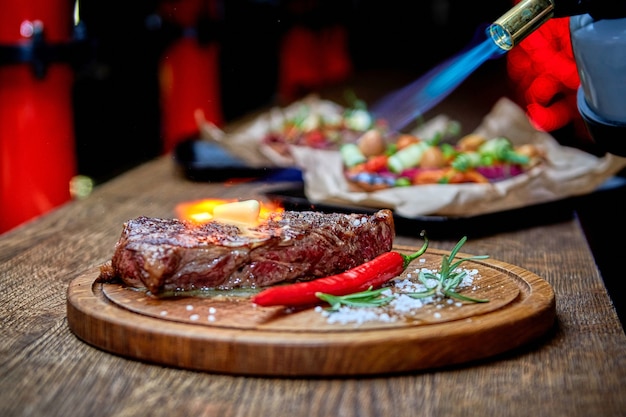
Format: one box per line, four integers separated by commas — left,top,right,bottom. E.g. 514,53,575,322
2,152,625,417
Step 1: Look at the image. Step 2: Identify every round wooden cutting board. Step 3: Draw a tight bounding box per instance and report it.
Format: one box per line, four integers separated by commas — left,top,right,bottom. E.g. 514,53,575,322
66,246,556,377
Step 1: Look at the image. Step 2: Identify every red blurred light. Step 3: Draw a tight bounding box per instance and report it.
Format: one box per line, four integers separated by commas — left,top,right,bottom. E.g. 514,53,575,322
527,101,572,132
505,14,582,134
526,75,559,105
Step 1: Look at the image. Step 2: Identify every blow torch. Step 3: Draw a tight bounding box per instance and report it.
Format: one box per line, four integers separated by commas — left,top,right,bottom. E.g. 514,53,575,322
488,0,626,156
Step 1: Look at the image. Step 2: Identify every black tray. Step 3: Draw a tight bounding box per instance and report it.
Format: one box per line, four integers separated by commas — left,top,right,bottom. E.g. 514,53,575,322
174,138,626,239
173,139,302,183
264,177,626,239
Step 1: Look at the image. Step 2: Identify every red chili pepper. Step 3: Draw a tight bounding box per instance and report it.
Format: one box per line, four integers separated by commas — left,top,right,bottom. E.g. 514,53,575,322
251,235,429,307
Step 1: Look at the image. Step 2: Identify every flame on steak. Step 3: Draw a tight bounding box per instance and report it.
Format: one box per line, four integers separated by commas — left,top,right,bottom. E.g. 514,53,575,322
175,199,284,225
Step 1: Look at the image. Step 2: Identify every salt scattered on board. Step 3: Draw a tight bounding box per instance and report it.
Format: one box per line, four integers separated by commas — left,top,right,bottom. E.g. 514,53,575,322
315,266,483,325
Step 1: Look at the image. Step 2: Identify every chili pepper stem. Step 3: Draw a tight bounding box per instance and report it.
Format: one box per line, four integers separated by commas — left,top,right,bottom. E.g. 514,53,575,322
401,232,429,269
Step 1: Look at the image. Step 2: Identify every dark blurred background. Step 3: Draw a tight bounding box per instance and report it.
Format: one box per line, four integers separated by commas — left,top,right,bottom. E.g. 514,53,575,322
73,0,513,184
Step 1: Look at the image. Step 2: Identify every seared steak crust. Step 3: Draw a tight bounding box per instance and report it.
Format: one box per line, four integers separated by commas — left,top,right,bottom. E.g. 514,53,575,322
101,210,395,295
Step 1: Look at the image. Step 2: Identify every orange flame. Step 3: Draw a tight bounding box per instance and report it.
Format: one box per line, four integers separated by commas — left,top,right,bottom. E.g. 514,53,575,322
175,199,284,224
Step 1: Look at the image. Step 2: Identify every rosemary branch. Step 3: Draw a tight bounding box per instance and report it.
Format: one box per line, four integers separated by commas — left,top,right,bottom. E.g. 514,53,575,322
316,287,393,311
315,236,490,312
407,236,489,303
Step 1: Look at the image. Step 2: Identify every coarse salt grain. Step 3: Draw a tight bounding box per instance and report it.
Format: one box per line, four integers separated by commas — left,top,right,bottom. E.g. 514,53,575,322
322,306,396,325
390,294,428,313
352,218,366,227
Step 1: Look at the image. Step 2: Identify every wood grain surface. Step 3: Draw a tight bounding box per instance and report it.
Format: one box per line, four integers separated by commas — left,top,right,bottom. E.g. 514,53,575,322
2,155,625,417
67,247,555,376
2,62,626,416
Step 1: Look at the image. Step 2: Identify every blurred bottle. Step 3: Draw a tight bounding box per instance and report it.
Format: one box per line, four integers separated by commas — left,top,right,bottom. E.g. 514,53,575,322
157,0,223,154
0,0,78,233
570,13,626,156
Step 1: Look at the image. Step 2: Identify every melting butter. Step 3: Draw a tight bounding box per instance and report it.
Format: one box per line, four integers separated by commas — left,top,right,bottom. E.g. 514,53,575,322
211,200,278,246
213,200,260,226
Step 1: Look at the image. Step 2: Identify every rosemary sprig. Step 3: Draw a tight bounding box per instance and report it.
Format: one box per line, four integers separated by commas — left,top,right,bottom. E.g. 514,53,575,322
408,236,489,303
316,286,393,311
315,236,489,313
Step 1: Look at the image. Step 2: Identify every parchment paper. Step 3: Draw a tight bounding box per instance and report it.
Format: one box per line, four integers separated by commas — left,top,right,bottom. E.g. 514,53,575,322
199,96,626,218
198,95,345,168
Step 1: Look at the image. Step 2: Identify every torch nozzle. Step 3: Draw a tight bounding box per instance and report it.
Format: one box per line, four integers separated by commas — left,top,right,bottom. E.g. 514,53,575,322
488,0,556,51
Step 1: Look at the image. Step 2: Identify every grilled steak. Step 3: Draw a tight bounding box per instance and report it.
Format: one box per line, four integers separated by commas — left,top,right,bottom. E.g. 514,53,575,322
99,209,395,295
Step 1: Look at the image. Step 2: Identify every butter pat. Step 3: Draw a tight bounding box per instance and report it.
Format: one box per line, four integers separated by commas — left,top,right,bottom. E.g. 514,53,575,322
213,200,261,226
